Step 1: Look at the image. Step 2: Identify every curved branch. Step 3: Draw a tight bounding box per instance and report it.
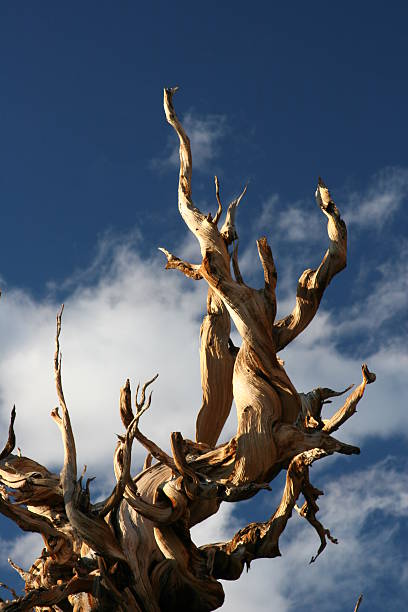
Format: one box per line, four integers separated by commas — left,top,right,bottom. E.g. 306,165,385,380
99,380,174,521
0,495,62,538
52,307,126,561
273,178,347,351
220,184,247,245
257,237,277,320
323,364,376,434
0,406,16,460
163,87,231,278
295,471,338,563
158,248,202,280
213,175,223,225
7,559,30,582
202,448,331,580
231,240,244,285
0,575,95,612
135,374,159,412
298,383,354,430
119,378,133,429
196,289,235,447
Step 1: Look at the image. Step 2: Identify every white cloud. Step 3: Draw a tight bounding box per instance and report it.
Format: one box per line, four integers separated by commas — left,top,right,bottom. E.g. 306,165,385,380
343,166,408,229
150,111,227,172
191,502,241,547
0,532,43,571
0,236,207,481
256,193,325,244
337,242,408,338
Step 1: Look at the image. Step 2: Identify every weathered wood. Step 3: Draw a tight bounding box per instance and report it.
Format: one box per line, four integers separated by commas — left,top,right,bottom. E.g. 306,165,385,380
0,88,376,611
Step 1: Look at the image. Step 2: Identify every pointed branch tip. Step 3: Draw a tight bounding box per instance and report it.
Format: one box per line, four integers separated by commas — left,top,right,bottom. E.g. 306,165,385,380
362,363,376,384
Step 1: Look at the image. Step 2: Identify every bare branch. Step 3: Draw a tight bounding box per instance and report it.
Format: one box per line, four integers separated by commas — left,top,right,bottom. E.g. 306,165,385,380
202,448,331,580
354,594,363,611
52,308,126,561
0,406,16,460
53,304,77,484
119,378,133,429
163,87,193,204
158,247,202,280
8,559,30,582
295,472,338,564
196,290,235,446
220,184,247,245
0,575,95,612
135,429,176,472
273,178,347,351
143,452,153,470
231,240,244,285
213,175,223,225
170,432,200,499
257,237,277,320
163,87,231,281
323,364,376,434
136,373,159,412
0,494,62,538
298,383,354,430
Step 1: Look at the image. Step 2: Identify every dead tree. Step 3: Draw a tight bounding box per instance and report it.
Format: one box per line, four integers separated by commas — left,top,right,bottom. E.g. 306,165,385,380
0,88,375,611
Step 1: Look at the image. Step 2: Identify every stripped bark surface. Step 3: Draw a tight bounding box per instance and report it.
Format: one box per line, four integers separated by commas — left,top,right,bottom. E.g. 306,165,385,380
0,89,375,611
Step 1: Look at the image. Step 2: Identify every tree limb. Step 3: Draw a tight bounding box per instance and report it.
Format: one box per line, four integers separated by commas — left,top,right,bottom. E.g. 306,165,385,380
323,364,376,434
213,175,223,225
202,448,331,580
52,306,126,561
220,184,247,245
0,575,95,612
273,178,347,351
158,247,203,280
354,594,363,611
0,406,16,460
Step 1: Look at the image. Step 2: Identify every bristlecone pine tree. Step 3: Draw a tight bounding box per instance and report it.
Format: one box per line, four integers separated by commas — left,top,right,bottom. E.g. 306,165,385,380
0,89,375,611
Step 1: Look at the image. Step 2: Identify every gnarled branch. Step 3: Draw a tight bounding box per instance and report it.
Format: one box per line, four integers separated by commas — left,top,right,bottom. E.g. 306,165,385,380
273,178,347,351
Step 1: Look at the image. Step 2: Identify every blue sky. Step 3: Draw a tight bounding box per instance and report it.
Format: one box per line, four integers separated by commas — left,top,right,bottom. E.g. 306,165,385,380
0,2,407,610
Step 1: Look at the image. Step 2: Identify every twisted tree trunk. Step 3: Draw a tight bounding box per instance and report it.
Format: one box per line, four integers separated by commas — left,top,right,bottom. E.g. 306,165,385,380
0,88,375,611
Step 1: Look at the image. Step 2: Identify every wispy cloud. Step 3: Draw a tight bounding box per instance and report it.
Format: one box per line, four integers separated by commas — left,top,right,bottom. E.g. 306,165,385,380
253,166,408,253
343,166,408,229
337,242,408,340
150,111,227,172
255,194,324,244
0,532,43,571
